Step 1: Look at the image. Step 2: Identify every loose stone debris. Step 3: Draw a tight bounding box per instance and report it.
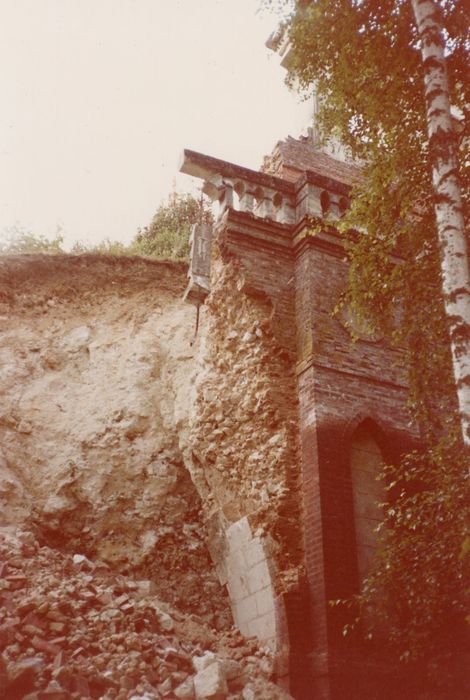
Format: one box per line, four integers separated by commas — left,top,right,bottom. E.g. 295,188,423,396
0,528,294,700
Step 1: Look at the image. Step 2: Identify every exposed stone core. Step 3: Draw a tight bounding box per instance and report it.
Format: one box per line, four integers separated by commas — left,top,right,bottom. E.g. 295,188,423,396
0,254,229,625
181,247,303,653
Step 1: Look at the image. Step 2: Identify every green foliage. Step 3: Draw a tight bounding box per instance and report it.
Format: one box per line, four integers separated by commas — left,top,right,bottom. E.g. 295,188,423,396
130,193,212,260
362,432,470,660
70,238,134,257
278,0,470,659
0,226,65,254
0,193,210,261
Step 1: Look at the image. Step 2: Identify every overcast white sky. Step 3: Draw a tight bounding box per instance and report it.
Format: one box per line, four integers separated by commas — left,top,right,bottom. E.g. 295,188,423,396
0,0,312,248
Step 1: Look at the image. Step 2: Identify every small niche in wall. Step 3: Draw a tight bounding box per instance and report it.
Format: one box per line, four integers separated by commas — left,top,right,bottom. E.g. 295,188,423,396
350,422,385,585
320,190,331,216
338,196,349,217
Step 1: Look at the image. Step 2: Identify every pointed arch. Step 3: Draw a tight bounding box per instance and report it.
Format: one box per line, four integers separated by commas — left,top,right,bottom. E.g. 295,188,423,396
349,420,385,584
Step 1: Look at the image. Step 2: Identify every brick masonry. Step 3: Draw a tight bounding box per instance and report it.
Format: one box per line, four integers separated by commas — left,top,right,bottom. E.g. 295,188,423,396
213,210,417,699
181,140,419,699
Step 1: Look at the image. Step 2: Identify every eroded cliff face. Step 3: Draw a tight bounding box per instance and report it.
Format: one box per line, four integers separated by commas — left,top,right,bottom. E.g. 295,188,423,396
0,254,228,625
0,252,304,697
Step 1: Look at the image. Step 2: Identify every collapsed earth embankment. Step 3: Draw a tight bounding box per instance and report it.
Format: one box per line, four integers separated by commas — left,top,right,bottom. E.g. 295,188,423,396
0,254,297,699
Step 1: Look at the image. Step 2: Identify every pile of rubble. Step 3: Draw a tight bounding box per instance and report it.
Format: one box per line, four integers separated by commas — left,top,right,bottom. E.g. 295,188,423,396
0,529,293,700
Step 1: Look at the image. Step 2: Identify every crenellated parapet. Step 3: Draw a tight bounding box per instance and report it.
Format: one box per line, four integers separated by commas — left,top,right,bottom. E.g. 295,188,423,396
180,148,353,307
180,149,297,225
180,148,350,229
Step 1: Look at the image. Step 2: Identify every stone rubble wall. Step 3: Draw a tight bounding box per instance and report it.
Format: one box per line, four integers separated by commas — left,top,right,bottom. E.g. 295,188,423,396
182,247,303,651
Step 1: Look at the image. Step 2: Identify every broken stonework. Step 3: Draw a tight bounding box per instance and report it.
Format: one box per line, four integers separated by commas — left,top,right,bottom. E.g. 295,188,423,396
0,528,293,699
0,253,296,699
194,660,228,699
193,651,217,673
182,250,303,650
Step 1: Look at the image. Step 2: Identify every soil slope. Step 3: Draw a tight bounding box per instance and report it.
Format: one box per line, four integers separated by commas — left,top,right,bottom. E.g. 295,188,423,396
0,254,226,622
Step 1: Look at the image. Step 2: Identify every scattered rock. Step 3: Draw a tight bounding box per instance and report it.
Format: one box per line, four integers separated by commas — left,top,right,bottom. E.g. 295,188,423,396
0,528,291,700
0,256,297,699
193,651,217,673
194,660,228,699
175,676,196,698
156,610,174,632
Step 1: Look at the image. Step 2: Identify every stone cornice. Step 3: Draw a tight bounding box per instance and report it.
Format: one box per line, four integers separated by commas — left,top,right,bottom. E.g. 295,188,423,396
180,149,296,195
181,148,352,199
293,219,348,260
297,170,352,198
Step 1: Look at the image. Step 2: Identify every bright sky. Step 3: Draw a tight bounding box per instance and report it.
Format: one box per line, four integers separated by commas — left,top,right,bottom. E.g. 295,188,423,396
0,0,312,248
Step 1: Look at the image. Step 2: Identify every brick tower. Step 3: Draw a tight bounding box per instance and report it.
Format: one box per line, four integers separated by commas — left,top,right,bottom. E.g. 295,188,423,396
180,135,416,699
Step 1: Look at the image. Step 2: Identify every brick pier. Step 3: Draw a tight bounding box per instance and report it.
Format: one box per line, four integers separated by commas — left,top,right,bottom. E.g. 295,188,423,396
180,138,417,699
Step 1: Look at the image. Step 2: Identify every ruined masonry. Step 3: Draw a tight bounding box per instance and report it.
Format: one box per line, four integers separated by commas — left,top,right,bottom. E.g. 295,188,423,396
180,135,416,700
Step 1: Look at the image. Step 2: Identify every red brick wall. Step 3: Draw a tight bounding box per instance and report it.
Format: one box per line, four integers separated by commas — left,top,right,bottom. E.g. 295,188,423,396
294,234,417,698
217,210,296,354
215,208,418,699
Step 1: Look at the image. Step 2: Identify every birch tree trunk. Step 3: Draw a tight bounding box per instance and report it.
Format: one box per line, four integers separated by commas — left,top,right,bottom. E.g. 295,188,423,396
411,0,470,449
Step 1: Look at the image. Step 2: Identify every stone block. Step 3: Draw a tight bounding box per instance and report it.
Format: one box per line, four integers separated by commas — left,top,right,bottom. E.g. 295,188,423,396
175,677,196,698
226,517,252,550
227,573,249,603
193,661,228,699
134,579,157,597
242,686,256,700
255,586,275,617
242,538,266,569
192,651,216,673
156,610,174,632
234,594,257,630
226,547,248,582
247,611,276,643
248,559,271,590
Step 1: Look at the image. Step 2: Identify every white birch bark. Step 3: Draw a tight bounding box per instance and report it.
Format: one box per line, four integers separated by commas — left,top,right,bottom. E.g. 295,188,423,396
411,0,470,449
